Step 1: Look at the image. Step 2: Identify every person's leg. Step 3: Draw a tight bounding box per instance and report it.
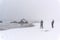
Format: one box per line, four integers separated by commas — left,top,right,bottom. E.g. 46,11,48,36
40,24,42,29
41,24,43,29
52,23,54,28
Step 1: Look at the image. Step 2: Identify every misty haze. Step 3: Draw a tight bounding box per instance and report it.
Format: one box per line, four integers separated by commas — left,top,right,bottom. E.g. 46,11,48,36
0,0,60,40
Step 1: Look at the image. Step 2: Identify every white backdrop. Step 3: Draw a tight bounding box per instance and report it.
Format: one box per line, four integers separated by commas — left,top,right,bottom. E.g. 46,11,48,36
0,0,60,22
0,0,60,40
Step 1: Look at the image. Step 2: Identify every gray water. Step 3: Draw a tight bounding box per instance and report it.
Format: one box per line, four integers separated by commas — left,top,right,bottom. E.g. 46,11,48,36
0,23,34,30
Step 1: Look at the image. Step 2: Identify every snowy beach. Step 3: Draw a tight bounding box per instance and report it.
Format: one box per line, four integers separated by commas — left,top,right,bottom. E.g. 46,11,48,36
0,22,59,40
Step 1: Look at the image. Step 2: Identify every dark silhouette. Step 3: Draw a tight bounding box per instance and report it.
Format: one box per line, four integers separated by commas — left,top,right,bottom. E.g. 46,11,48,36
18,18,28,25
0,21,3,23
51,20,54,28
40,20,43,29
10,21,17,23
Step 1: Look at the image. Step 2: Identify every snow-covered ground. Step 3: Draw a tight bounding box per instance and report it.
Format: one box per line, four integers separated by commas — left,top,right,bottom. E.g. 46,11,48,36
0,21,60,40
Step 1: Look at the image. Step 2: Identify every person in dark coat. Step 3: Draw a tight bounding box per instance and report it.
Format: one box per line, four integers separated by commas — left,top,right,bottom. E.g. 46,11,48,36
40,20,43,29
51,20,54,28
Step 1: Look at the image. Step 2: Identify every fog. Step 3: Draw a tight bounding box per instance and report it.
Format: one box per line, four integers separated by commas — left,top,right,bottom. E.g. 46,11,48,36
0,0,60,40
0,0,60,22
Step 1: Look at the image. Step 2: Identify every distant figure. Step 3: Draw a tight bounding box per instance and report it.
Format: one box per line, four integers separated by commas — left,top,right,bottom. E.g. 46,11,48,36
40,20,43,29
51,20,54,28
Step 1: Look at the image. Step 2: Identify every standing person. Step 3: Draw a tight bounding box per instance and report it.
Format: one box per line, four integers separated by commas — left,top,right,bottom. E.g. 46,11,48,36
51,20,54,28
40,20,43,29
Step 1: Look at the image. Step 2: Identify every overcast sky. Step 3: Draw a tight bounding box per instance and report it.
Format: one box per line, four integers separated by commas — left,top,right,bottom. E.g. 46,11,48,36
0,0,60,22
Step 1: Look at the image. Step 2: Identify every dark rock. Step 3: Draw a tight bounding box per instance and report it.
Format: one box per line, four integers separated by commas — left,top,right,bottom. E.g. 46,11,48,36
0,21,3,23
